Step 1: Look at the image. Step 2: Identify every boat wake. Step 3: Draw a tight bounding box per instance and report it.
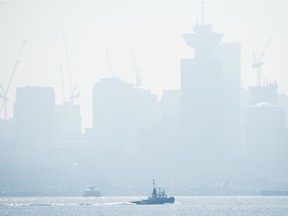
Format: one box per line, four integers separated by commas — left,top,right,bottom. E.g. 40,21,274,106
93,201,133,206
0,201,134,207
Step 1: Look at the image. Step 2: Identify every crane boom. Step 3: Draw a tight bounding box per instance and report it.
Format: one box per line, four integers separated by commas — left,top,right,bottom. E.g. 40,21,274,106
252,38,272,86
0,85,4,98
0,40,26,120
259,37,273,63
4,41,26,97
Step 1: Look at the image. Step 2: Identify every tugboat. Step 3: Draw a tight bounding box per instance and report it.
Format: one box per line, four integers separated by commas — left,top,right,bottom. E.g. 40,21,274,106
131,180,175,205
83,186,101,197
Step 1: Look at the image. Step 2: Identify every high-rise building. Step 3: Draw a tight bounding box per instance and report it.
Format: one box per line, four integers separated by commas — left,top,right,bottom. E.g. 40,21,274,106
14,86,57,156
214,42,242,157
181,22,241,159
92,78,159,153
137,90,181,155
161,90,180,126
57,101,82,137
278,93,288,128
245,82,287,158
248,82,278,106
0,119,14,144
245,102,287,158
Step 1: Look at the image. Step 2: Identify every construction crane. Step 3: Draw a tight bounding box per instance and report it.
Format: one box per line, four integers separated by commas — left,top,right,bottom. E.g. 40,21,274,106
0,84,5,108
131,47,142,87
0,40,26,120
252,37,273,86
62,34,79,104
59,62,66,102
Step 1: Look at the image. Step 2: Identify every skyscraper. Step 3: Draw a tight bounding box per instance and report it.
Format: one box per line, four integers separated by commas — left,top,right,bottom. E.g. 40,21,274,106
57,101,82,137
248,82,278,106
245,82,287,158
245,102,287,158
181,23,223,158
180,22,241,159
14,86,57,161
214,42,241,157
92,78,159,153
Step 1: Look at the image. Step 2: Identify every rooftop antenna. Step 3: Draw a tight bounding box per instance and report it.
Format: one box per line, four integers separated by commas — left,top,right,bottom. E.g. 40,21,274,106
105,50,114,78
201,0,205,25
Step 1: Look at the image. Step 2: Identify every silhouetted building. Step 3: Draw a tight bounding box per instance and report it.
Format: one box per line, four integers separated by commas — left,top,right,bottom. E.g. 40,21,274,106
180,22,242,159
0,119,15,164
278,93,288,128
92,78,159,153
239,88,250,155
248,82,278,106
161,89,180,126
0,119,14,144
245,102,287,158
245,82,287,158
57,101,82,137
214,42,242,157
181,23,223,158
14,86,57,161
137,89,181,155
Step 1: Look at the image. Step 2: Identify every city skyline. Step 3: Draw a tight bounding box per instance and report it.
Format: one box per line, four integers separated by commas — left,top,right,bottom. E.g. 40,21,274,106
1,1,288,198
1,1,288,130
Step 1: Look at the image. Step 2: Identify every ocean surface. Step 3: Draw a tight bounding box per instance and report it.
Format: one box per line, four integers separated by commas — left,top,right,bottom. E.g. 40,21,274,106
1,196,288,216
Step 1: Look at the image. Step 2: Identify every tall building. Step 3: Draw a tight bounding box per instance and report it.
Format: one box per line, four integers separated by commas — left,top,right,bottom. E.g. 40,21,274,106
248,82,278,106
181,22,241,159
57,101,82,137
278,93,288,128
0,119,15,164
0,119,14,144
92,78,159,153
245,102,287,158
214,42,242,156
137,90,181,155
14,86,57,160
245,82,287,158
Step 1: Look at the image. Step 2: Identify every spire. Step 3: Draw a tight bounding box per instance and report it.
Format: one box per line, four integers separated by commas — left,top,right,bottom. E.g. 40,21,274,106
201,0,205,25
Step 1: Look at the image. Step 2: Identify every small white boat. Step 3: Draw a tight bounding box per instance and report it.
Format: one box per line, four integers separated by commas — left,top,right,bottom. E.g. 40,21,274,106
83,186,101,197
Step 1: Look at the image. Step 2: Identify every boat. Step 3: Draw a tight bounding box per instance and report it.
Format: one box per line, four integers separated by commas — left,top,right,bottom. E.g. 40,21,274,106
83,186,101,197
131,180,175,205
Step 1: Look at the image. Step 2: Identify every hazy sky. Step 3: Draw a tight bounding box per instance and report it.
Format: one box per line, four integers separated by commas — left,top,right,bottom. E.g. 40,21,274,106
1,1,288,130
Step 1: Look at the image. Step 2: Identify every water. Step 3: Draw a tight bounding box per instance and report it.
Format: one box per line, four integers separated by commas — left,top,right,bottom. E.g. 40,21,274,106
1,196,288,216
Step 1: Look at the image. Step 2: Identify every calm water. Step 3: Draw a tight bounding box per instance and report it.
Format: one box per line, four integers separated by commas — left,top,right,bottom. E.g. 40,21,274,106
1,196,288,216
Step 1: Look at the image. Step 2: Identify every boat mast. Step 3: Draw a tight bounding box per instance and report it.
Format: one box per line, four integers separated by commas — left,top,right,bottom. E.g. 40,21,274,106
152,179,157,197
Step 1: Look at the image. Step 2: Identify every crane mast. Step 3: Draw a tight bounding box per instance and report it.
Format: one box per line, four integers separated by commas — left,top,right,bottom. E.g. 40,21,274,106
62,34,78,104
131,47,141,87
59,62,66,102
105,50,114,78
